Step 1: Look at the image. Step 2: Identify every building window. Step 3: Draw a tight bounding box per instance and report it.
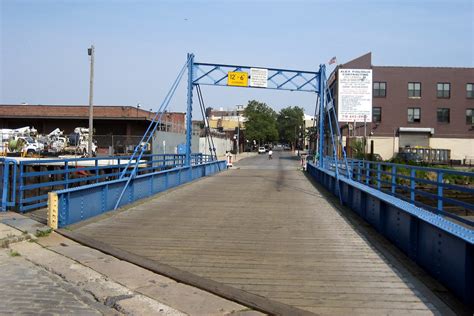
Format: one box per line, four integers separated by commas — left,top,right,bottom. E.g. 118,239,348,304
373,82,386,97
437,108,450,123
408,82,421,98
467,83,474,99
372,107,381,122
437,83,450,98
467,109,474,125
408,107,421,123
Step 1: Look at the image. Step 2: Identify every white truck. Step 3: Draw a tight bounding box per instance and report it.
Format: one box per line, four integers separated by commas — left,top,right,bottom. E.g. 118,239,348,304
40,128,67,154
64,127,97,157
0,126,44,156
0,126,97,157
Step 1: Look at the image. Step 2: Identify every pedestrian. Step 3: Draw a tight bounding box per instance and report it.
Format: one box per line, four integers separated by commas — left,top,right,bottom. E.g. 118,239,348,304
225,151,232,167
268,149,273,160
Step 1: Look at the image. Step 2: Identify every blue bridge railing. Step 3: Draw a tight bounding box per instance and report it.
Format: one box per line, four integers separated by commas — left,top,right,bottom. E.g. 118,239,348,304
48,159,227,228
1,153,215,213
307,160,474,307
321,156,474,226
1,157,18,211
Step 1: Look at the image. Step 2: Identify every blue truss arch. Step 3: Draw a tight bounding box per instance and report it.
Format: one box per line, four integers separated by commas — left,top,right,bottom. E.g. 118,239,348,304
192,62,320,93
117,53,350,208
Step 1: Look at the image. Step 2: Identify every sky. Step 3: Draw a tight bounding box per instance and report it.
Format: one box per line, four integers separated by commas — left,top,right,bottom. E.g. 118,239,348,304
1,0,473,119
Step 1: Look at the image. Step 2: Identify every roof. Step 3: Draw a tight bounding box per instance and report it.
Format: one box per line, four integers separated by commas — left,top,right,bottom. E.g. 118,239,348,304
0,104,184,121
340,52,473,70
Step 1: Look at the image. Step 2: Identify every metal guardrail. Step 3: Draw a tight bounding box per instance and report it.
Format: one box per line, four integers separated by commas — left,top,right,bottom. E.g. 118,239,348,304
0,153,214,212
307,161,474,307
0,158,17,211
321,156,474,226
48,160,227,229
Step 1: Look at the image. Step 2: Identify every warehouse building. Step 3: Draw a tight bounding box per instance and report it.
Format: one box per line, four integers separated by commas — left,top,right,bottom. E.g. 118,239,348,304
0,104,186,153
0,104,186,135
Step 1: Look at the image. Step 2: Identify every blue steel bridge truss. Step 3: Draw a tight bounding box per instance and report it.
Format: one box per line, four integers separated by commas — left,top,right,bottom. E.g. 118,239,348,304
117,53,347,210
192,62,320,92
185,53,346,175
112,54,349,209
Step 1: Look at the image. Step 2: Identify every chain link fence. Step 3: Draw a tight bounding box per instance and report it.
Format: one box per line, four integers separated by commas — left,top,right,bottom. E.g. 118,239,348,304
94,135,149,155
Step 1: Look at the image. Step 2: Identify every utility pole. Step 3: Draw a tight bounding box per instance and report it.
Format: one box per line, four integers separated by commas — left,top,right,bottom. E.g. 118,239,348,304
88,45,95,156
237,114,240,155
294,125,297,151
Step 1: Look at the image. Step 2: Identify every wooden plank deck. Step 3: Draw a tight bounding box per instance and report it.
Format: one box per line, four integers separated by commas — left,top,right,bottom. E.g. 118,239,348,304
73,152,450,315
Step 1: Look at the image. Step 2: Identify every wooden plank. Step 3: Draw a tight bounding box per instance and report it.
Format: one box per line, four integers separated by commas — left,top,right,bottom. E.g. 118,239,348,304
69,153,451,314
58,229,316,316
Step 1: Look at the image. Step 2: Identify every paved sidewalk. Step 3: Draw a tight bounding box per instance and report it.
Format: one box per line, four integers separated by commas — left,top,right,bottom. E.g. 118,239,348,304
0,218,259,316
0,248,105,315
218,152,258,166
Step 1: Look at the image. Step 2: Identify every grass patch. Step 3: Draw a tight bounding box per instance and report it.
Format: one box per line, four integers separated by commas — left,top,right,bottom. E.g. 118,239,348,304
9,250,20,257
35,228,52,238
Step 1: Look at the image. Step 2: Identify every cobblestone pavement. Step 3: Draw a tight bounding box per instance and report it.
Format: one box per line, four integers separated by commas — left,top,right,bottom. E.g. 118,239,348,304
0,249,104,315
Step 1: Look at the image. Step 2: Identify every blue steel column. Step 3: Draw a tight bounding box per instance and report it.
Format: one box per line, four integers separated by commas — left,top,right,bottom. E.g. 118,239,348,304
1,161,9,211
318,64,326,168
185,53,194,166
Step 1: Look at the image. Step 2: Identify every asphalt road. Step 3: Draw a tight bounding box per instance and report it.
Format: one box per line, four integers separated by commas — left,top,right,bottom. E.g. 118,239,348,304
235,150,302,170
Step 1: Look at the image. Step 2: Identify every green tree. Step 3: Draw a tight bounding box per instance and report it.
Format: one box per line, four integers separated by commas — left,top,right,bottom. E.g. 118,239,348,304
277,106,304,149
350,139,365,159
244,100,278,145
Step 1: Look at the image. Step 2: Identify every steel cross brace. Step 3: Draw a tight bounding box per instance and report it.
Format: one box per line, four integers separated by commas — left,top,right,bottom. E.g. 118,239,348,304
192,62,320,92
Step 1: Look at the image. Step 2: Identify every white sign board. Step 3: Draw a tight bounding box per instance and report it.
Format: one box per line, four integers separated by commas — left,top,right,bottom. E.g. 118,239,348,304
250,68,268,88
337,69,372,122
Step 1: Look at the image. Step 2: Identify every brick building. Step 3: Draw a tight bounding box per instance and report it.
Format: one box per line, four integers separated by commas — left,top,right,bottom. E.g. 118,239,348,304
0,104,186,152
330,53,474,161
0,104,185,135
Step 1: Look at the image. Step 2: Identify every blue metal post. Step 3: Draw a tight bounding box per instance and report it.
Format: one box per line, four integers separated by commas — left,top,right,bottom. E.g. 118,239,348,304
19,162,24,212
410,168,416,202
11,161,16,209
65,161,69,189
95,160,99,183
318,64,325,168
365,162,370,185
357,161,361,181
1,161,9,211
377,164,381,189
391,166,397,194
437,171,443,212
185,53,195,166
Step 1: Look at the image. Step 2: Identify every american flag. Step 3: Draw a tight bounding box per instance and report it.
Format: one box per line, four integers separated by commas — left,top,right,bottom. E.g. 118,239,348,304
328,56,337,65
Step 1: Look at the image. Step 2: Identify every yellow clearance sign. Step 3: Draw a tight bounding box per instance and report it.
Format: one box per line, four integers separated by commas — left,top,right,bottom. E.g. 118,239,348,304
227,71,248,87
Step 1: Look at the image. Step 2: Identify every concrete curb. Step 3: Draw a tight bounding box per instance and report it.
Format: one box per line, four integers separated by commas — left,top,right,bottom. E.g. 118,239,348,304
0,222,38,248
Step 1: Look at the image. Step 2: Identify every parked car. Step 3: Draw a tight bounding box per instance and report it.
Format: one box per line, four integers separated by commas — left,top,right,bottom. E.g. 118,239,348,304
258,147,266,154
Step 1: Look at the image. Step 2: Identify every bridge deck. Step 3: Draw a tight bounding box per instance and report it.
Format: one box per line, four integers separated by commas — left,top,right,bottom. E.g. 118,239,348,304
72,152,450,315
